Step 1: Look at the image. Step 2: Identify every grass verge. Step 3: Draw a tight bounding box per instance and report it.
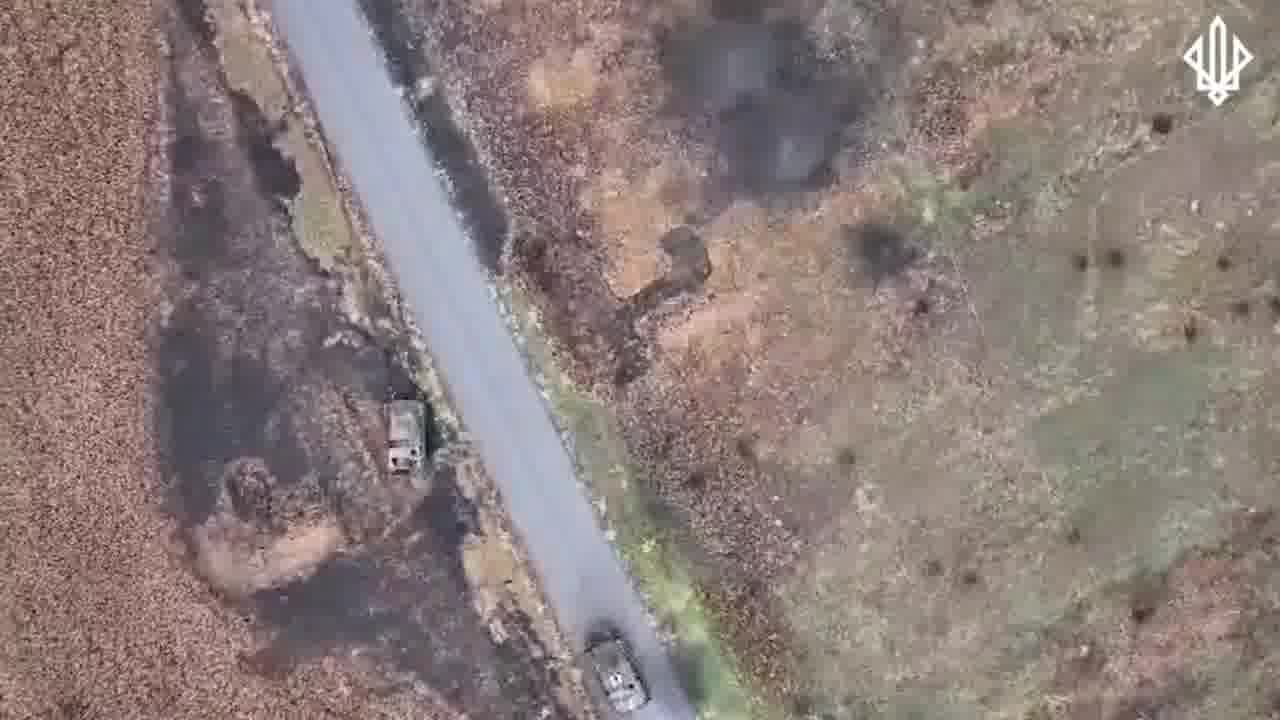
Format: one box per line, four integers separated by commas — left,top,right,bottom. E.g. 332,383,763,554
497,284,768,720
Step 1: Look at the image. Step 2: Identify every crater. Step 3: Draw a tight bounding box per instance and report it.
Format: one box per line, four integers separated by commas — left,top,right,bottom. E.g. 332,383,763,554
845,221,920,288
658,15,874,205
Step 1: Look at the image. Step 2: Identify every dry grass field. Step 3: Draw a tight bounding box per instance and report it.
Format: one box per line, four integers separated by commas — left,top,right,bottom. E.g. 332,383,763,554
361,0,1280,717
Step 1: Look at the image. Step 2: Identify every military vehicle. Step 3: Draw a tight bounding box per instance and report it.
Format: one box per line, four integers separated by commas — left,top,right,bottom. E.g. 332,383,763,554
584,630,649,713
385,399,427,475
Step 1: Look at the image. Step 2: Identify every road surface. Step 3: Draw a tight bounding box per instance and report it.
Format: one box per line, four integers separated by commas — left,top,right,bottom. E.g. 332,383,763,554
271,3,698,719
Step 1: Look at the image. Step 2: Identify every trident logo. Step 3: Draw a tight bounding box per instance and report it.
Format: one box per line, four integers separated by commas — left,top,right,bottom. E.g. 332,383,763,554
1183,15,1253,107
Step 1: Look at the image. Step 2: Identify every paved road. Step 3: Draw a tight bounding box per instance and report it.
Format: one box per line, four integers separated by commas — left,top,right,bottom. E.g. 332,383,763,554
271,3,696,719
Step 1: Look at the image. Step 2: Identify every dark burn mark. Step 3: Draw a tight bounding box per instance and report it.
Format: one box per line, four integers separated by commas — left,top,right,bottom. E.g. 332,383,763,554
166,67,236,278
660,225,711,274
717,93,845,194
378,347,418,402
411,85,511,272
835,447,857,467
625,226,712,318
1269,295,1280,316
1216,254,1232,271
173,0,216,56
409,471,483,554
658,20,791,116
156,303,315,525
1183,317,1199,343
333,339,397,401
510,219,655,388
163,35,395,522
356,0,509,273
159,47,414,528
161,72,314,524
922,558,944,577
658,17,867,203
1127,571,1168,627
1150,112,1174,135
171,129,202,175
709,0,770,23
254,556,390,657
249,467,571,716
227,89,301,211
1230,299,1251,318
1130,603,1155,624
1104,248,1126,268
355,0,424,89
846,222,919,288
173,178,232,280
1071,252,1089,272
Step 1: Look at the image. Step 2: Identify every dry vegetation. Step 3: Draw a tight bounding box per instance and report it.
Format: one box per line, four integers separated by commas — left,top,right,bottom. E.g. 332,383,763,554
367,0,1280,716
0,0,587,717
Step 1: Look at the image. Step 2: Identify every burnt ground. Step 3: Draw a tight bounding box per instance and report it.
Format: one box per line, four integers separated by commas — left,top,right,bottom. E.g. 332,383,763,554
357,0,510,272
157,0,585,716
0,0,586,718
362,0,1280,717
